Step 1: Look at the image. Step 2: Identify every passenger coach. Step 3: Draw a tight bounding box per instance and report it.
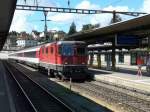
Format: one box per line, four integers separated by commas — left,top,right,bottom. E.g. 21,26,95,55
9,46,41,67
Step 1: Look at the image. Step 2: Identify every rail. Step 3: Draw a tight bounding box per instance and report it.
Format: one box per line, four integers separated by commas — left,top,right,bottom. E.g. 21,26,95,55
4,62,74,112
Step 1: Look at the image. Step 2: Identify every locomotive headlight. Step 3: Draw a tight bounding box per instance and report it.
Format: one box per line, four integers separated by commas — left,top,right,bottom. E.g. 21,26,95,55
65,62,68,64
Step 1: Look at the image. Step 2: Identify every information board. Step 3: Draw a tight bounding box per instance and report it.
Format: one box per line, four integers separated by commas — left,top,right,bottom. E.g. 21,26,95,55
116,34,139,46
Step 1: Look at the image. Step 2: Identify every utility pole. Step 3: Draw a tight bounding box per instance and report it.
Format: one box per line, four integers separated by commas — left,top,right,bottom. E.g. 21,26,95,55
41,11,52,42
34,0,38,6
112,10,116,23
111,10,116,71
43,11,48,42
68,0,70,8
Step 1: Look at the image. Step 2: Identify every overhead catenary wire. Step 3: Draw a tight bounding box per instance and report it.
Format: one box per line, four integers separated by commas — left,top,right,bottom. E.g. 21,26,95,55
68,0,70,8
103,0,122,7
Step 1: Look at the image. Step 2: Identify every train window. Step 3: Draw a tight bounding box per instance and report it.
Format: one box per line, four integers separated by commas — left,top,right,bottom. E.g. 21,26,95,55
24,51,36,58
51,47,53,54
118,53,124,63
24,52,27,57
46,47,48,54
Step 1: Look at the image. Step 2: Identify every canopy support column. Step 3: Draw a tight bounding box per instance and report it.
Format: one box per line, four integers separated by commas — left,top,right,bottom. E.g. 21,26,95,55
148,36,150,50
97,52,101,68
112,37,116,71
89,52,94,67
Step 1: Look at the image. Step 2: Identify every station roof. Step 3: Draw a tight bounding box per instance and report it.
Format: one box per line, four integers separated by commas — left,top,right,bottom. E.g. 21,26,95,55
88,45,138,51
67,14,150,44
0,0,17,50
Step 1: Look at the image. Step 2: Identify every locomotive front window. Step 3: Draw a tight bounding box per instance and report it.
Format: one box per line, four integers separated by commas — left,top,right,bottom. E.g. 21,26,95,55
62,45,73,56
76,47,86,55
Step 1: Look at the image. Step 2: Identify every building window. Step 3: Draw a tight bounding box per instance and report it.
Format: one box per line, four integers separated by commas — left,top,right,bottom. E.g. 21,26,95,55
118,53,124,63
105,54,107,62
105,54,112,62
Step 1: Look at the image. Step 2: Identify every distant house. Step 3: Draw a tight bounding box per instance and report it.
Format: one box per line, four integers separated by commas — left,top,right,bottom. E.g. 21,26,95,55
53,31,66,41
31,30,40,40
3,31,17,50
19,32,31,39
17,39,37,48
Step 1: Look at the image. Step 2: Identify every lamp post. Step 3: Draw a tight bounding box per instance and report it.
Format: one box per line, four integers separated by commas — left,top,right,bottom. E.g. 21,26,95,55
41,11,54,42
42,11,48,42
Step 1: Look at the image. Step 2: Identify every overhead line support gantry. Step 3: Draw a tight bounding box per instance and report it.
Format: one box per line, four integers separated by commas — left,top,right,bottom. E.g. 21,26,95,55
16,5,147,16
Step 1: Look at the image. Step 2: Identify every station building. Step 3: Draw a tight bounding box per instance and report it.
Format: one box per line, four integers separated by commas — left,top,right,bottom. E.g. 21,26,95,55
17,39,37,48
89,49,148,69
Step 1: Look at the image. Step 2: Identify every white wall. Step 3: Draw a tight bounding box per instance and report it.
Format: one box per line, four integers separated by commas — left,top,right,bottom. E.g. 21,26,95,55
89,54,131,66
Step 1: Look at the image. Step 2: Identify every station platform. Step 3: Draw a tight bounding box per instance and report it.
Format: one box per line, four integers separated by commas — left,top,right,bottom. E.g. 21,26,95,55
0,61,15,112
0,51,9,60
116,64,146,71
100,63,146,71
89,68,150,93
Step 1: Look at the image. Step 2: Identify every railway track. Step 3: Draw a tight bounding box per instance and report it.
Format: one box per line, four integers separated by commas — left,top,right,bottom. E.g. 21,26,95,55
71,81,150,112
3,62,36,112
88,69,150,96
4,62,74,112
6,61,150,111
9,61,113,112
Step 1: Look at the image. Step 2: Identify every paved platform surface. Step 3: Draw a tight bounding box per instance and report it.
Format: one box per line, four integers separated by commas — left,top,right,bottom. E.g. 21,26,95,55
0,51,9,60
0,61,14,112
101,63,146,71
89,68,150,93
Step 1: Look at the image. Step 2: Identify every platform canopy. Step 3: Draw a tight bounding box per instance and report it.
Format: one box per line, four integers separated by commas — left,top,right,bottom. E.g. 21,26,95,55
0,0,17,50
67,14,150,44
88,45,138,51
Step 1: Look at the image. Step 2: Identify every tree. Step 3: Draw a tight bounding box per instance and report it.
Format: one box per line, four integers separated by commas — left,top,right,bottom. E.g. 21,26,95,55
82,24,93,31
9,31,18,36
68,22,77,35
110,14,122,24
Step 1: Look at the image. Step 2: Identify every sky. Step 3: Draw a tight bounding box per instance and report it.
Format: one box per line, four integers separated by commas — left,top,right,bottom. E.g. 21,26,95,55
10,0,150,33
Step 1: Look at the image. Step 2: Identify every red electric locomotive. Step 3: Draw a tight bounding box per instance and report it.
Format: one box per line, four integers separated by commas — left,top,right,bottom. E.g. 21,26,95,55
9,41,88,80
39,41,88,80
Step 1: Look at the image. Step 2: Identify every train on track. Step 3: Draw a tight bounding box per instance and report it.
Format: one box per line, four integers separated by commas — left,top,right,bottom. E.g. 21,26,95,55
9,41,88,80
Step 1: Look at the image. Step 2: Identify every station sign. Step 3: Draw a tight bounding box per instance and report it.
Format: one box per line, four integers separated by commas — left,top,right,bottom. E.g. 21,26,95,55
115,34,140,46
